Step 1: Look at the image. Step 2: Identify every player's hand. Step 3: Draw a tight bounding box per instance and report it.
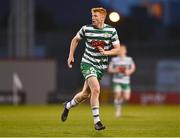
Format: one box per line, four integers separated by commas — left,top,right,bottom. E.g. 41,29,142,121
67,56,74,68
97,46,106,55
114,67,121,73
124,69,131,76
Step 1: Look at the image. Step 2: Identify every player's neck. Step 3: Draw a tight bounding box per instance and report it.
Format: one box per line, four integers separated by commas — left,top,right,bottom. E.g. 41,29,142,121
96,23,105,29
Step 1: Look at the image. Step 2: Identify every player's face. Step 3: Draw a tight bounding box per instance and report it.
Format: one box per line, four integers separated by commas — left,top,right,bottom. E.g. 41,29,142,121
92,12,104,27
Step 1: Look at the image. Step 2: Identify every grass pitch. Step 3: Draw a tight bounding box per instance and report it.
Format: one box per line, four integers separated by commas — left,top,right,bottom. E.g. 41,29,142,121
0,104,180,137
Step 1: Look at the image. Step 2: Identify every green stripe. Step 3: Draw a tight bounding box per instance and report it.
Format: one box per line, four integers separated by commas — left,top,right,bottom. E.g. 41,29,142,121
80,33,83,38
86,46,96,53
112,38,117,42
86,43,111,53
84,50,107,60
86,36,111,41
81,62,105,72
82,56,108,66
86,46,110,54
104,24,113,28
85,29,113,34
82,29,85,35
112,31,117,37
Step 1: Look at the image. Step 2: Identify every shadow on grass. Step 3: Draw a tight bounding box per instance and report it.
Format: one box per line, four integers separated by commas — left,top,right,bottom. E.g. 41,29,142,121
90,130,106,137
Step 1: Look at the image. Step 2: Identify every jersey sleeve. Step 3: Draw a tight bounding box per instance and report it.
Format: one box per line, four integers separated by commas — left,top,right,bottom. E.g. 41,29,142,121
129,57,135,66
111,28,120,46
76,25,86,39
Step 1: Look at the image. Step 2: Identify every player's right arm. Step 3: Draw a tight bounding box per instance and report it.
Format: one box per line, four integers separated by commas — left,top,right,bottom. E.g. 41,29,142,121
68,26,85,68
124,58,136,76
67,35,81,68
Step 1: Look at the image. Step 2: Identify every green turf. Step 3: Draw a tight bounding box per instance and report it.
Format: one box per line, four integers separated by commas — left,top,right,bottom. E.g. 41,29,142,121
0,104,180,137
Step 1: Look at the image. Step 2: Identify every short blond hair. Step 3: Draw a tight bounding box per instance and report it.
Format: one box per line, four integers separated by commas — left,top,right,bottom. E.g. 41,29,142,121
91,7,107,18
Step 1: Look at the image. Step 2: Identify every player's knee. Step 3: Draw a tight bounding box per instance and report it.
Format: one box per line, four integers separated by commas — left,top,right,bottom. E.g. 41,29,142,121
124,95,130,101
91,87,100,96
82,93,90,99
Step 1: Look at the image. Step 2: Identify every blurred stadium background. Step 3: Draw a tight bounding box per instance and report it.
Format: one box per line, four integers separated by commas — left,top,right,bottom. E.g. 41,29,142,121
0,0,180,105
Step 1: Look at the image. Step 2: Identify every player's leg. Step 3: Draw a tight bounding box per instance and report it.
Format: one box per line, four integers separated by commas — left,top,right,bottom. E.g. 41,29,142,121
117,84,131,117
66,81,91,109
87,76,105,130
122,84,131,102
114,92,123,117
61,81,91,122
113,83,122,117
79,63,105,130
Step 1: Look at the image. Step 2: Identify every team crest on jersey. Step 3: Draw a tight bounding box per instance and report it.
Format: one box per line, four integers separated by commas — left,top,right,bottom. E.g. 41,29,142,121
104,33,111,38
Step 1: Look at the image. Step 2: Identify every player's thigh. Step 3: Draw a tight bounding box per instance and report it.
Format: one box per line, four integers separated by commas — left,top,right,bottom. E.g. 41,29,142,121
80,63,104,80
122,84,131,100
113,83,122,98
87,76,100,93
81,81,91,96
114,91,122,99
123,92,131,100
113,83,122,93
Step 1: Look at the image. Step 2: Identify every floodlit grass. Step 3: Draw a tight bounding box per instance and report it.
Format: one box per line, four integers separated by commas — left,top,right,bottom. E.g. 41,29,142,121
0,104,180,137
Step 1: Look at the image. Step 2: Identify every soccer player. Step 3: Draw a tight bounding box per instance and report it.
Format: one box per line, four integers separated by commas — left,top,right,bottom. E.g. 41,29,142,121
108,45,136,117
61,7,120,130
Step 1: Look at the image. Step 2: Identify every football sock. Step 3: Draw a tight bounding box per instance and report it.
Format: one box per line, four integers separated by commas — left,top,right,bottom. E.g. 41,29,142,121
92,106,100,124
114,99,123,113
66,99,78,110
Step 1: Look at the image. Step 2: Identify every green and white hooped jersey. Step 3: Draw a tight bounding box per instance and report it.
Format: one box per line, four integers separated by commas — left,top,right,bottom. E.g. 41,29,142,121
110,56,134,84
76,24,120,71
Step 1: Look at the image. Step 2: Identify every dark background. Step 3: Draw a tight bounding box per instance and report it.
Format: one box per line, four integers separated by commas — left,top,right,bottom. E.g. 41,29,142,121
0,0,180,101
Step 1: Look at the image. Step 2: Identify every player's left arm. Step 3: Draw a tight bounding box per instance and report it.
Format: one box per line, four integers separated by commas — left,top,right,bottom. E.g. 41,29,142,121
97,44,120,56
108,61,119,74
124,62,136,76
